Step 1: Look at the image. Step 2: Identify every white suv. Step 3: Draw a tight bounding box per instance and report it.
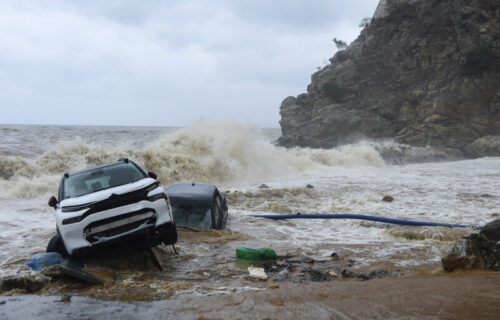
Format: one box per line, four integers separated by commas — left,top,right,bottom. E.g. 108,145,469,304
47,158,177,256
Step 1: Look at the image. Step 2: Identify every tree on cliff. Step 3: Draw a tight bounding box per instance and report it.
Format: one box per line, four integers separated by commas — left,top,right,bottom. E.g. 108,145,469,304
332,37,347,50
359,17,371,27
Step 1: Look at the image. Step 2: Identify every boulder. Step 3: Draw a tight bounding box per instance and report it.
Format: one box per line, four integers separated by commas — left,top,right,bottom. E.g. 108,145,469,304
382,195,394,202
481,219,500,241
442,219,500,271
464,136,500,158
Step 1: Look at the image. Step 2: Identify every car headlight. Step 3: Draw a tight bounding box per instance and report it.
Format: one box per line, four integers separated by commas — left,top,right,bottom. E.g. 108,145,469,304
145,182,160,193
148,192,167,202
62,216,85,225
61,203,93,212
146,182,166,202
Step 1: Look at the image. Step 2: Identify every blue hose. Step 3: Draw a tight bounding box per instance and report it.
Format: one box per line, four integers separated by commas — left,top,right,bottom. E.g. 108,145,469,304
250,213,482,230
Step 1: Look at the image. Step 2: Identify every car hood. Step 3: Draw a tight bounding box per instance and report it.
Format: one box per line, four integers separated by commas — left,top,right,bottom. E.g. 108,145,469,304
60,178,157,207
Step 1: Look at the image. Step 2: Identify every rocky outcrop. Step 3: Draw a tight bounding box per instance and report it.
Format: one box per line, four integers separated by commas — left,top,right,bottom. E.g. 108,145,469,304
441,219,500,272
279,0,500,156
464,135,500,157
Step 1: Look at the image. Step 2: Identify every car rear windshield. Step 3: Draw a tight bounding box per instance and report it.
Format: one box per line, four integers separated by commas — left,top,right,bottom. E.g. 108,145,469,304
63,162,147,199
172,203,212,229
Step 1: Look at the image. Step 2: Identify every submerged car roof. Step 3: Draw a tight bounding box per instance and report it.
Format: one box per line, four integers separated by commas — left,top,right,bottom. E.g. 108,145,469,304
166,182,216,206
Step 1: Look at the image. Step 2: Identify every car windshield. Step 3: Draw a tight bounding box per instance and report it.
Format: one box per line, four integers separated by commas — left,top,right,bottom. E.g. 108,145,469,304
63,162,147,199
172,203,212,229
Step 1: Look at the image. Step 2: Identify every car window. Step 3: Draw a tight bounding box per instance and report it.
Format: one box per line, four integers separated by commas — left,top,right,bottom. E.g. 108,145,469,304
172,203,212,229
63,162,147,199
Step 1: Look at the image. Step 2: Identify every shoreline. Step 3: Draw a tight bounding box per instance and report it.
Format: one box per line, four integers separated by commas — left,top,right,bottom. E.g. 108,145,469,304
1,267,499,319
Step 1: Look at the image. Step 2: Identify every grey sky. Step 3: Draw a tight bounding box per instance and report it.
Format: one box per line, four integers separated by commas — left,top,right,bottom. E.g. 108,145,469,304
0,0,379,127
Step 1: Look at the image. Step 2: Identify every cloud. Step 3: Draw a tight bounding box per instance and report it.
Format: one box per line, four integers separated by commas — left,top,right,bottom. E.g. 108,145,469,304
0,0,379,127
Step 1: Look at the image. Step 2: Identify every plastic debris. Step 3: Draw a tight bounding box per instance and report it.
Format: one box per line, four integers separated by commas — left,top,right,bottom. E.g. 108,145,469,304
236,247,278,261
248,267,267,280
27,252,63,271
59,257,103,284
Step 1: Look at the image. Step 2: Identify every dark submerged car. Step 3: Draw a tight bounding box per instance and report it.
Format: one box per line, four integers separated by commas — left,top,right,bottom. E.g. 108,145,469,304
166,182,228,230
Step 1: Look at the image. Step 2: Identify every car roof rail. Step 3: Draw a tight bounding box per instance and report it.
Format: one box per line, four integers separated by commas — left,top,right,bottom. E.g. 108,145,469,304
118,157,129,163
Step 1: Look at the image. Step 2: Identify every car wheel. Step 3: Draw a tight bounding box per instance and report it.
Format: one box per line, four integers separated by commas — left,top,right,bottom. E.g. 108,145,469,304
46,234,69,257
161,222,178,245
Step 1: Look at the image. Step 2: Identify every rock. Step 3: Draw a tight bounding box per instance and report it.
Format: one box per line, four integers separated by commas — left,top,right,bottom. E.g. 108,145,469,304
464,136,500,158
376,144,465,164
304,267,332,282
248,267,267,280
441,238,483,271
278,0,500,158
442,219,500,271
57,295,72,303
340,268,402,281
330,252,340,260
356,270,400,281
480,219,500,242
258,184,269,189
305,184,314,189
340,269,355,279
382,195,394,202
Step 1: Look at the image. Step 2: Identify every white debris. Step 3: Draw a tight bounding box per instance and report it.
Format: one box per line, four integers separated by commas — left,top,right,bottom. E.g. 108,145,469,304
247,267,267,280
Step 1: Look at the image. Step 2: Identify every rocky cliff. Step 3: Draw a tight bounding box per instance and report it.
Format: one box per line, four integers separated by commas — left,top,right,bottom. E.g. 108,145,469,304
278,0,500,156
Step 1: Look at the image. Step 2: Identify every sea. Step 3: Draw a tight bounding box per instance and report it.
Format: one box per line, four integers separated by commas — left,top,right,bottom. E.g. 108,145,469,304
0,122,499,278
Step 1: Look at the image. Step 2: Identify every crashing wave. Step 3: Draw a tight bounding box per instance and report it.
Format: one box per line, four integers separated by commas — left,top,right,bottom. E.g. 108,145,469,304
371,141,464,164
0,121,387,199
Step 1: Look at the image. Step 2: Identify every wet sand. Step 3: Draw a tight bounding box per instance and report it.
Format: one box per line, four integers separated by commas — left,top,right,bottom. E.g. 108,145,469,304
1,270,499,319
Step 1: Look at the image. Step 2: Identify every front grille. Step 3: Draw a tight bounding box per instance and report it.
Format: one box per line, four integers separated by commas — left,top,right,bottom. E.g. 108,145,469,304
84,209,156,243
87,186,154,214
77,183,158,222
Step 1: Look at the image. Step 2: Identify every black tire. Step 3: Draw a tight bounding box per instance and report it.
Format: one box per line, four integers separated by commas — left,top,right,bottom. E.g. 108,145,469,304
161,222,178,245
46,234,68,257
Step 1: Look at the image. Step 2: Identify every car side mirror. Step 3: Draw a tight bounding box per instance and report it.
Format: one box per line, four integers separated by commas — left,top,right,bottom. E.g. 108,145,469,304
148,171,158,180
48,196,58,208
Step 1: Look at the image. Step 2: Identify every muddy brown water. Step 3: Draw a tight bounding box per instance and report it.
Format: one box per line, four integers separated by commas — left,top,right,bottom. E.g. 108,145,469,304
1,229,499,319
1,270,499,319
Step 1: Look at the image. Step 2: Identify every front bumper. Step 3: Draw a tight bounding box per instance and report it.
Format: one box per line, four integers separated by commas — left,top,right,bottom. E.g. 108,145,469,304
57,198,172,254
